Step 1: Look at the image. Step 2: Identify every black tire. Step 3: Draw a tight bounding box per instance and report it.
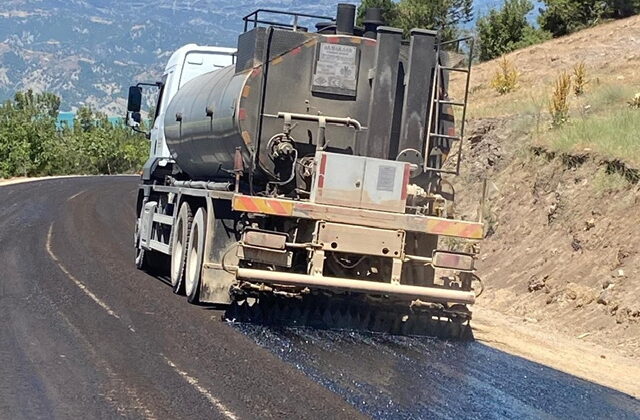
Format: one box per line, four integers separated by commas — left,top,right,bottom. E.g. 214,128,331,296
185,207,207,304
137,249,168,275
170,202,193,295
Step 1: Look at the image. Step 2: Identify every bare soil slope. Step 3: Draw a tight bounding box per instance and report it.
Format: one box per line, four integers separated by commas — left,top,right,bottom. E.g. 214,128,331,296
463,15,640,119
448,16,640,361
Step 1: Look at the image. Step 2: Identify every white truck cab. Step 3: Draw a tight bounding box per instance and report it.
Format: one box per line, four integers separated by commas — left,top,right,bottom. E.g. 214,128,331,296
149,44,237,161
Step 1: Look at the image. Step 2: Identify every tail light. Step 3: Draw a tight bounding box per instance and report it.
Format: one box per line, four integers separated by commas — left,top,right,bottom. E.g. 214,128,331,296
432,250,474,272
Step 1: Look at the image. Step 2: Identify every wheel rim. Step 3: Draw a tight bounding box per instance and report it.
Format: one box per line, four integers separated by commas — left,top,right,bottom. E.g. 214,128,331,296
135,247,144,265
134,219,143,265
185,224,199,296
171,217,184,285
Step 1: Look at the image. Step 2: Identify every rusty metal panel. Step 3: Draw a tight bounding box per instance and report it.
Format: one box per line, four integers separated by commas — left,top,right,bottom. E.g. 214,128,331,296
237,245,293,267
316,222,404,258
243,229,287,249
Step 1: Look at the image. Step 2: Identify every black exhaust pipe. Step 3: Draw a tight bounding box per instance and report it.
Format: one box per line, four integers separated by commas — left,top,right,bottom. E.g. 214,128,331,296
336,3,356,35
363,8,385,39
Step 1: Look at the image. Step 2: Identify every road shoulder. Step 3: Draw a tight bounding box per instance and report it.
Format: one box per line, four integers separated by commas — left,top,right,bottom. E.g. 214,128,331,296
472,305,640,399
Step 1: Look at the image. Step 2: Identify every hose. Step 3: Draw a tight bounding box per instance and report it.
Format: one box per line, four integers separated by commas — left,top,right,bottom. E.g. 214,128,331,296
221,243,240,274
330,252,365,270
472,273,485,298
270,148,298,186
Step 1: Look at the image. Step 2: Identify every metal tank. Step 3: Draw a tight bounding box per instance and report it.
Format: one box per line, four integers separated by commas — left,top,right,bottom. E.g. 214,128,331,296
164,4,447,185
164,25,378,181
164,65,248,180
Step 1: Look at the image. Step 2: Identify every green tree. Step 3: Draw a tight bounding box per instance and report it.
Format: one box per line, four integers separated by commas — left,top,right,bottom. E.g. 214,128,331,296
0,90,148,178
477,0,551,61
539,0,640,37
356,0,399,26
395,0,473,39
356,0,472,40
0,90,59,176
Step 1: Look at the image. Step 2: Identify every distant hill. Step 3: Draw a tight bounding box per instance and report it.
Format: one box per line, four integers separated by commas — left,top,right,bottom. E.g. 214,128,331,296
0,0,517,115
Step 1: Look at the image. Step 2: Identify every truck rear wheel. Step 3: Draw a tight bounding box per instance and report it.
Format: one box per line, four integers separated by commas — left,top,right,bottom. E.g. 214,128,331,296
170,202,192,294
185,207,207,304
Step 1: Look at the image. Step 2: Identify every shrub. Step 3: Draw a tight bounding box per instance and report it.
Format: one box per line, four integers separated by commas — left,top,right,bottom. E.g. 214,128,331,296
490,56,519,95
549,72,572,127
357,0,474,40
394,0,473,40
629,93,640,109
539,0,640,38
477,0,551,61
356,0,399,26
0,91,148,178
572,62,588,96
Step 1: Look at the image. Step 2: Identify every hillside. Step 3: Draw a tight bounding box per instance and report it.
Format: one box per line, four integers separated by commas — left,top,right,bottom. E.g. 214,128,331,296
0,0,343,114
449,15,640,358
1,0,522,115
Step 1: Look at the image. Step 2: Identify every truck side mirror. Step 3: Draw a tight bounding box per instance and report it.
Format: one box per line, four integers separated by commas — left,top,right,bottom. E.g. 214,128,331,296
127,86,142,113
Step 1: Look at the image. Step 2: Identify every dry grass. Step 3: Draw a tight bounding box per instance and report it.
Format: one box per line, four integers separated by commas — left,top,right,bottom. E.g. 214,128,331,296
457,15,640,119
549,72,572,127
545,107,640,165
455,15,640,169
490,56,519,95
593,167,632,195
572,62,588,96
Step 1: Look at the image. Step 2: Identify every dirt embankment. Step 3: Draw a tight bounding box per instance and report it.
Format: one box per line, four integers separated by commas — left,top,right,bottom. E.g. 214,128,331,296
440,16,640,397
445,16,640,375
457,118,639,355
448,116,640,396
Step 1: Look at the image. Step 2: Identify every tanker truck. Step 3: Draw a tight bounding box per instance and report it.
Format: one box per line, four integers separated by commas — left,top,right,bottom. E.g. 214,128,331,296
127,4,484,334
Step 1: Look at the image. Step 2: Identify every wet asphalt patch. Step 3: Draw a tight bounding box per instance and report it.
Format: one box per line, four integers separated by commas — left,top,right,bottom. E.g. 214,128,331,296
233,324,640,419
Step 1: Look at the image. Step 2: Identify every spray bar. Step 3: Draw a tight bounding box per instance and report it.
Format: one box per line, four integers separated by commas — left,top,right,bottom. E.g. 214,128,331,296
236,268,476,304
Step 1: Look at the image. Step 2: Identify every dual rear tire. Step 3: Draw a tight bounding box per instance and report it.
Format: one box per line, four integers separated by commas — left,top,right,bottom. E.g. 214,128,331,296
185,208,206,304
170,202,206,304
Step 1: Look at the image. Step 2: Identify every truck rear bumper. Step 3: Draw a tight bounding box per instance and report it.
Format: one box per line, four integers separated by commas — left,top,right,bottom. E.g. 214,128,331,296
232,194,483,239
236,268,476,305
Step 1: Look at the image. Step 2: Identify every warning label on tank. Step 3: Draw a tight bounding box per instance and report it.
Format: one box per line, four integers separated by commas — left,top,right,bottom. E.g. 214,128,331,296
312,43,358,94
376,165,397,192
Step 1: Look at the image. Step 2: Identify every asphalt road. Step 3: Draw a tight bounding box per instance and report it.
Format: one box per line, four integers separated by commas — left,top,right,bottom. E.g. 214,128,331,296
1,176,639,420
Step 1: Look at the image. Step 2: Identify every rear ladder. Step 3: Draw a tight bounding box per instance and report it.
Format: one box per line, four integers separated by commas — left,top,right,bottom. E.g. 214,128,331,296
424,37,474,175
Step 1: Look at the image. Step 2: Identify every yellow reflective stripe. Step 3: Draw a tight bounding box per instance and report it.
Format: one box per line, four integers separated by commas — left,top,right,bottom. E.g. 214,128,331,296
232,196,293,216
425,219,483,239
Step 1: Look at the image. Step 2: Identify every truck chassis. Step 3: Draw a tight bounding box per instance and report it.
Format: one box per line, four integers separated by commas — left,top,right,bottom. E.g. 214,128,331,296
135,178,483,334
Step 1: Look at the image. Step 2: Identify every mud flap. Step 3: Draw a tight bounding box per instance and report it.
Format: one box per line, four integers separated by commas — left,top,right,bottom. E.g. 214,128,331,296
199,196,240,305
139,201,157,251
